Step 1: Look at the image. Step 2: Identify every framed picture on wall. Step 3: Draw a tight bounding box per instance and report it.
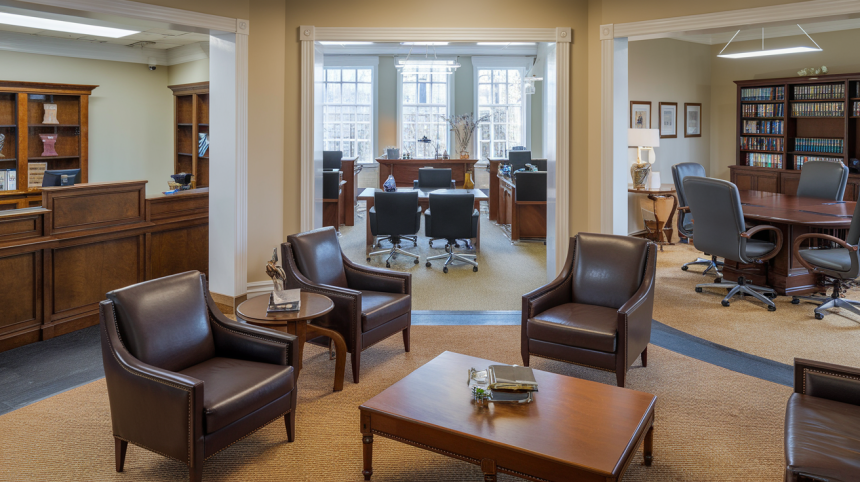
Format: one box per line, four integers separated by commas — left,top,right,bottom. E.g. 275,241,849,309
630,101,651,129
659,102,677,138
685,103,702,137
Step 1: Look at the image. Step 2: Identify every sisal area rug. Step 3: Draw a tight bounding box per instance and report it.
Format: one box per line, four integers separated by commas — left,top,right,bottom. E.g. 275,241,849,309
0,325,789,481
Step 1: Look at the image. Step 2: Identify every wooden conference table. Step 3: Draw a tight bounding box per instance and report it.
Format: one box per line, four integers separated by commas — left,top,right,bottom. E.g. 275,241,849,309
357,187,488,255
722,190,854,295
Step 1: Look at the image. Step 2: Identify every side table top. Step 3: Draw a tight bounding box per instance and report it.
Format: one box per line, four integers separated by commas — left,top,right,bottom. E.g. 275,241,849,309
236,291,333,325
627,183,676,195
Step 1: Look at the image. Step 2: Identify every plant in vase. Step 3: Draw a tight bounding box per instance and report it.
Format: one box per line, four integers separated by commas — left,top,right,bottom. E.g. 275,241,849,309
441,112,490,160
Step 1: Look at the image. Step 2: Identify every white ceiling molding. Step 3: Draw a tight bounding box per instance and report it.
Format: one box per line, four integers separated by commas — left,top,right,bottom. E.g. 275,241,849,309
318,43,539,56
636,17,860,45
315,27,558,42
165,41,209,65
614,0,860,39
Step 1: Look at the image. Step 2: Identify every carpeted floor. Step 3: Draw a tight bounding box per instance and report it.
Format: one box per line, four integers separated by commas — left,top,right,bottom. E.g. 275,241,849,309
338,202,547,311
655,243,860,367
0,325,789,481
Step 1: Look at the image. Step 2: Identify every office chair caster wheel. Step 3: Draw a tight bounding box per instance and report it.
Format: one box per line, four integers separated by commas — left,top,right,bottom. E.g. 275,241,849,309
443,267,448,274
681,266,689,271
721,300,730,307
414,258,419,264
425,262,431,267
791,297,800,304
386,262,391,268
366,257,371,262
815,312,825,320
473,266,478,272
695,287,702,293
768,305,776,312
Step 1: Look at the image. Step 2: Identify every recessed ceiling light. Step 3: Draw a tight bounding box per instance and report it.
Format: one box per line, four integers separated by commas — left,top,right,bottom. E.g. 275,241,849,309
476,42,536,46
0,12,139,38
400,42,449,46
318,41,374,45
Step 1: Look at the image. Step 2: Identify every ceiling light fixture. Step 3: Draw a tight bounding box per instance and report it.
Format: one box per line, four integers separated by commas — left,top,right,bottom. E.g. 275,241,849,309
717,24,822,59
318,41,374,45
476,42,537,46
400,42,449,46
0,12,139,38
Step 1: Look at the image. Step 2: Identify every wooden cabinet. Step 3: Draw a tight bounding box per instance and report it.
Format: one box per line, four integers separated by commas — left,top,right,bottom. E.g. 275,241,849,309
730,165,860,200
169,82,209,188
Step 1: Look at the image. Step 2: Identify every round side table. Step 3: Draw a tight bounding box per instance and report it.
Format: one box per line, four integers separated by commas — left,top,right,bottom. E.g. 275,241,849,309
236,292,347,392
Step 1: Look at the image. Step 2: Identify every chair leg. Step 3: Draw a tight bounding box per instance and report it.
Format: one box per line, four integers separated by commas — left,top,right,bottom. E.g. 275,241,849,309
522,351,529,367
402,327,410,352
351,351,360,384
114,437,128,472
616,369,626,388
189,454,204,482
641,346,648,367
285,409,296,442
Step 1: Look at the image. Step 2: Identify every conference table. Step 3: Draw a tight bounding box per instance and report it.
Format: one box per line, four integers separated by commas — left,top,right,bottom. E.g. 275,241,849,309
722,190,854,295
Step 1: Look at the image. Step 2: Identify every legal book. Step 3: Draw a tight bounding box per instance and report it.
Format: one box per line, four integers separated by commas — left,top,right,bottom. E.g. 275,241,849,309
267,289,301,314
487,365,538,391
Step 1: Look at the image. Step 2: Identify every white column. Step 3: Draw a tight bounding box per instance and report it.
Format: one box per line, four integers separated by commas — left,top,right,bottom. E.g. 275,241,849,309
600,25,629,235
299,26,323,231
551,27,571,278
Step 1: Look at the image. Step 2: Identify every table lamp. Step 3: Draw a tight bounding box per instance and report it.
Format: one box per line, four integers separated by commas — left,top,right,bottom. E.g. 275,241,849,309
628,129,660,189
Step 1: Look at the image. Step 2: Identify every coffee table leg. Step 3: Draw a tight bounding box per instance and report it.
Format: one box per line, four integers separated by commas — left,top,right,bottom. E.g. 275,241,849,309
307,324,347,391
481,459,496,482
294,321,306,375
644,425,654,466
362,435,373,480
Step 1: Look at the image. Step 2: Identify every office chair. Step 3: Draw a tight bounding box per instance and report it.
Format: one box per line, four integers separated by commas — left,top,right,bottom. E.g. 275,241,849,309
671,162,724,276
367,191,422,267
323,150,343,171
509,150,532,172
425,192,479,273
791,199,860,321
413,168,456,190
684,177,783,310
796,160,849,201
322,170,342,232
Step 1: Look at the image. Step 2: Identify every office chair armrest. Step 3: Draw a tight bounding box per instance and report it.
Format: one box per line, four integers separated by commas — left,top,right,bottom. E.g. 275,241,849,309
792,233,858,273
678,206,690,213
794,358,860,406
451,180,456,189
413,180,419,189
740,225,783,261
343,253,411,294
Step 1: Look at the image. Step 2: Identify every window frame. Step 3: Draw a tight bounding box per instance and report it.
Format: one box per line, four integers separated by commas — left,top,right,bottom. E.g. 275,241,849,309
396,56,456,158
471,56,533,158
322,56,379,164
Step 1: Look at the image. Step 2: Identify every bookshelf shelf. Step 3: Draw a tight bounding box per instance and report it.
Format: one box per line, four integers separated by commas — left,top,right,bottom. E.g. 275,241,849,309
741,149,784,153
787,151,844,156
169,81,209,189
28,155,80,160
740,133,784,137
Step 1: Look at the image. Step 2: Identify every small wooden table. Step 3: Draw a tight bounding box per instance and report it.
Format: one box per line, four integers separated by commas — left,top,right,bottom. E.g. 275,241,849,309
359,351,656,481
236,292,347,392
628,183,678,250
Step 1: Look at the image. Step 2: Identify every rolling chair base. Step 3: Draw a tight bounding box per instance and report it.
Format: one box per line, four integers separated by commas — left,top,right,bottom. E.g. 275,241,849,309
373,235,417,249
367,246,419,268
426,244,478,273
695,276,776,311
682,255,724,277
792,280,860,322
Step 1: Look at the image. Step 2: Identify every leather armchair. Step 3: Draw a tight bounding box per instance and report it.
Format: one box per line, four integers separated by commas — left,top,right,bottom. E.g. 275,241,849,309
281,226,411,383
413,167,456,190
100,271,297,482
796,160,849,201
521,233,657,387
785,358,860,481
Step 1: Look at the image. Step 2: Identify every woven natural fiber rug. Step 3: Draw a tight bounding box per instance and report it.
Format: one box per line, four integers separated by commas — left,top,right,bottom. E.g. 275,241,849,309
0,325,788,481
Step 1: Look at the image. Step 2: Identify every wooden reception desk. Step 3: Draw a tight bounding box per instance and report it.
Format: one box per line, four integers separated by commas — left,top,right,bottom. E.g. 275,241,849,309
0,181,209,352
376,157,478,188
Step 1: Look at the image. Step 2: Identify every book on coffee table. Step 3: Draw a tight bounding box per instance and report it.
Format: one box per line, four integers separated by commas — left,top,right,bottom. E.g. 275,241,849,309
267,289,301,314
488,365,538,391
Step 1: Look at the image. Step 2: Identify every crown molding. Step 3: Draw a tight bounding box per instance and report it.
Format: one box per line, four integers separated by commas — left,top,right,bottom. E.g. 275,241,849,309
314,27,558,42
317,44,539,56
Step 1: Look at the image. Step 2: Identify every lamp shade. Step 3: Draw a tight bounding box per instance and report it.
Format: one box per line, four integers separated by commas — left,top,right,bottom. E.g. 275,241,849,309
628,129,660,148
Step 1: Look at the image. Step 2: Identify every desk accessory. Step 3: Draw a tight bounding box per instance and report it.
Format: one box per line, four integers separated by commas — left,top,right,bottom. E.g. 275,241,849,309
39,134,58,157
198,133,209,157
383,174,397,192
42,103,59,124
628,128,660,189
267,289,300,313
386,146,400,160
468,366,536,405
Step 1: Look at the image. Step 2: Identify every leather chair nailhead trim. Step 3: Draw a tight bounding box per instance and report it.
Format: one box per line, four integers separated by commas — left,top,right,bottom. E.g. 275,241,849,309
343,261,408,293
114,436,185,465
802,368,860,394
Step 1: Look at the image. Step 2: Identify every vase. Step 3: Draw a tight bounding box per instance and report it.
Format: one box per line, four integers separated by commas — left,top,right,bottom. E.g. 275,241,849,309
464,170,475,190
630,161,651,189
383,174,397,192
460,150,469,159
39,134,58,157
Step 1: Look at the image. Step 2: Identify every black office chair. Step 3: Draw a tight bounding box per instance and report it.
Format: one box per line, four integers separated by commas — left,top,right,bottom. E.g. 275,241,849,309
796,161,849,201
509,150,532,172
367,191,422,267
684,177,783,311
672,162,724,276
323,150,343,171
413,168,456,190
791,199,860,320
323,170,340,200
425,193,479,273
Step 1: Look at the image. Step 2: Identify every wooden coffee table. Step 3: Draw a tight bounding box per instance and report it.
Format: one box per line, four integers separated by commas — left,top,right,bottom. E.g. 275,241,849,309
359,351,656,481
236,292,347,391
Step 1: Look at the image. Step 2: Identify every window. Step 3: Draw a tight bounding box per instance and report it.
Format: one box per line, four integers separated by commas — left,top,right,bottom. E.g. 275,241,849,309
323,66,374,163
400,71,451,159
477,68,525,159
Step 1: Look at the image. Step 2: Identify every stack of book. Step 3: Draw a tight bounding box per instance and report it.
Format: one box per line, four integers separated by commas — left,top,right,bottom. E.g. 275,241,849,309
267,289,301,315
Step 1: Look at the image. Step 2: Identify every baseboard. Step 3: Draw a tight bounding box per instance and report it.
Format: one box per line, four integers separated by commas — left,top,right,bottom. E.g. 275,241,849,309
246,281,273,299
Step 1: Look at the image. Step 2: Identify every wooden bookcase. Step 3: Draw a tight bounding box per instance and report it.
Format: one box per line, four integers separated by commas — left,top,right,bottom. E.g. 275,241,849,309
168,82,209,188
0,81,96,210
731,73,860,200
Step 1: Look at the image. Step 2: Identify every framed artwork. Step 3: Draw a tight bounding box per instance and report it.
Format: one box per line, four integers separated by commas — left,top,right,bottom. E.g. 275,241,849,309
684,103,702,137
659,102,677,138
629,101,651,129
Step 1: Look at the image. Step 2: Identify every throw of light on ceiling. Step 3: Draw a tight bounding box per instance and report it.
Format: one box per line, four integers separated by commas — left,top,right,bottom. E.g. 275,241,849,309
0,12,139,38
401,42,449,46
717,24,822,59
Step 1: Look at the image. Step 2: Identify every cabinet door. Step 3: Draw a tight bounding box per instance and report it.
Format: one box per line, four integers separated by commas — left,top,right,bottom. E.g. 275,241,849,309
733,172,756,191
845,180,859,201
757,173,779,193
781,173,800,196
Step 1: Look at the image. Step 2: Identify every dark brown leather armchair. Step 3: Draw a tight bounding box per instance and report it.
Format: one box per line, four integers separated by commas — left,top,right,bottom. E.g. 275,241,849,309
282,226,411,383
785,358,860,481
100,271,298,482
521,233,657,387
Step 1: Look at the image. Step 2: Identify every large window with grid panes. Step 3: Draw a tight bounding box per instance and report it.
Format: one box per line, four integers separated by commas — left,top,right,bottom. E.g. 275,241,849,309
476,66,527,159
323,66,374,163
400,70,452,159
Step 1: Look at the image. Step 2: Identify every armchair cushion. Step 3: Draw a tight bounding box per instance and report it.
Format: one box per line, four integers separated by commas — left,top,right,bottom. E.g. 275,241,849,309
180,357,294,434
572,233,649,310
744,239,777,258
287,227,349,288
361,291,411,332
528,303,617,353
785,393,860,479
799,248,852,272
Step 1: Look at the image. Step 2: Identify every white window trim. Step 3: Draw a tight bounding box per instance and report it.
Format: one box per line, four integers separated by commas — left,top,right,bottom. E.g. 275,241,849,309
472,56,533,156
396,57,456,156
323,56,379,163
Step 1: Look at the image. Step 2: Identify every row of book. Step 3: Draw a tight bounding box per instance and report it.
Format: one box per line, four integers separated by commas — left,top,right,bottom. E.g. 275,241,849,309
742,103,784,118
0,169,17,191
853,101,860,117
742,120,784,135
741,86,784,101
794,138,843,154
793,83,844,100
791,102,844,117
746,153,783,169
740,136,784,152
796,156,844,170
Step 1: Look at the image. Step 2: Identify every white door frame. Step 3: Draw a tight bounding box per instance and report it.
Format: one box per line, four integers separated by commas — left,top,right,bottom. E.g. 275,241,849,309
299,26,572,276
600,0,860,233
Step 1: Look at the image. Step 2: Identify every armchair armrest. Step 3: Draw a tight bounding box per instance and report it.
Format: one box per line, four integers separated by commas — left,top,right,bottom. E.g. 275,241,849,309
740,224,783,262
522,238,575,322
617,242,657,368
343,253,411,294
413,180,419,189
794,358,860,406
792,233,859,273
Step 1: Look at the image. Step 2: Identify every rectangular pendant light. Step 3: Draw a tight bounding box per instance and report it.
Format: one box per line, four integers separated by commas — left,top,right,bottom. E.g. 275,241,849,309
718,46,821,59
0,12,139,38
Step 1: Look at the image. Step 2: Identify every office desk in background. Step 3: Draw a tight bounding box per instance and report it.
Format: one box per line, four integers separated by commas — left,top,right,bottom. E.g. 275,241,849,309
487,158,547,222
726,190,854,295
375,157,479,188
499,174,547,241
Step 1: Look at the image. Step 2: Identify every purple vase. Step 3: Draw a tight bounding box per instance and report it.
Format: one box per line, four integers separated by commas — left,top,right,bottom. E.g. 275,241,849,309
383,174,397,192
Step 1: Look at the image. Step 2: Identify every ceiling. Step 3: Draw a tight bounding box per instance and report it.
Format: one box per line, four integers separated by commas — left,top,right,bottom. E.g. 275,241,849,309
637,16,860,45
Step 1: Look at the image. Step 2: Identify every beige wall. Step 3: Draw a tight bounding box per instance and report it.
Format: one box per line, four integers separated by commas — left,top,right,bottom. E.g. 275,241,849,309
0,50,173,196
167,58,210,85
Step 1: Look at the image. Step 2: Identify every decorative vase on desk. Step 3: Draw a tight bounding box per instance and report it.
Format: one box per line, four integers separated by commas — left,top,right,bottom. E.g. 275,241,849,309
464,169,475,190
460,150,469,159
383,174,397,192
